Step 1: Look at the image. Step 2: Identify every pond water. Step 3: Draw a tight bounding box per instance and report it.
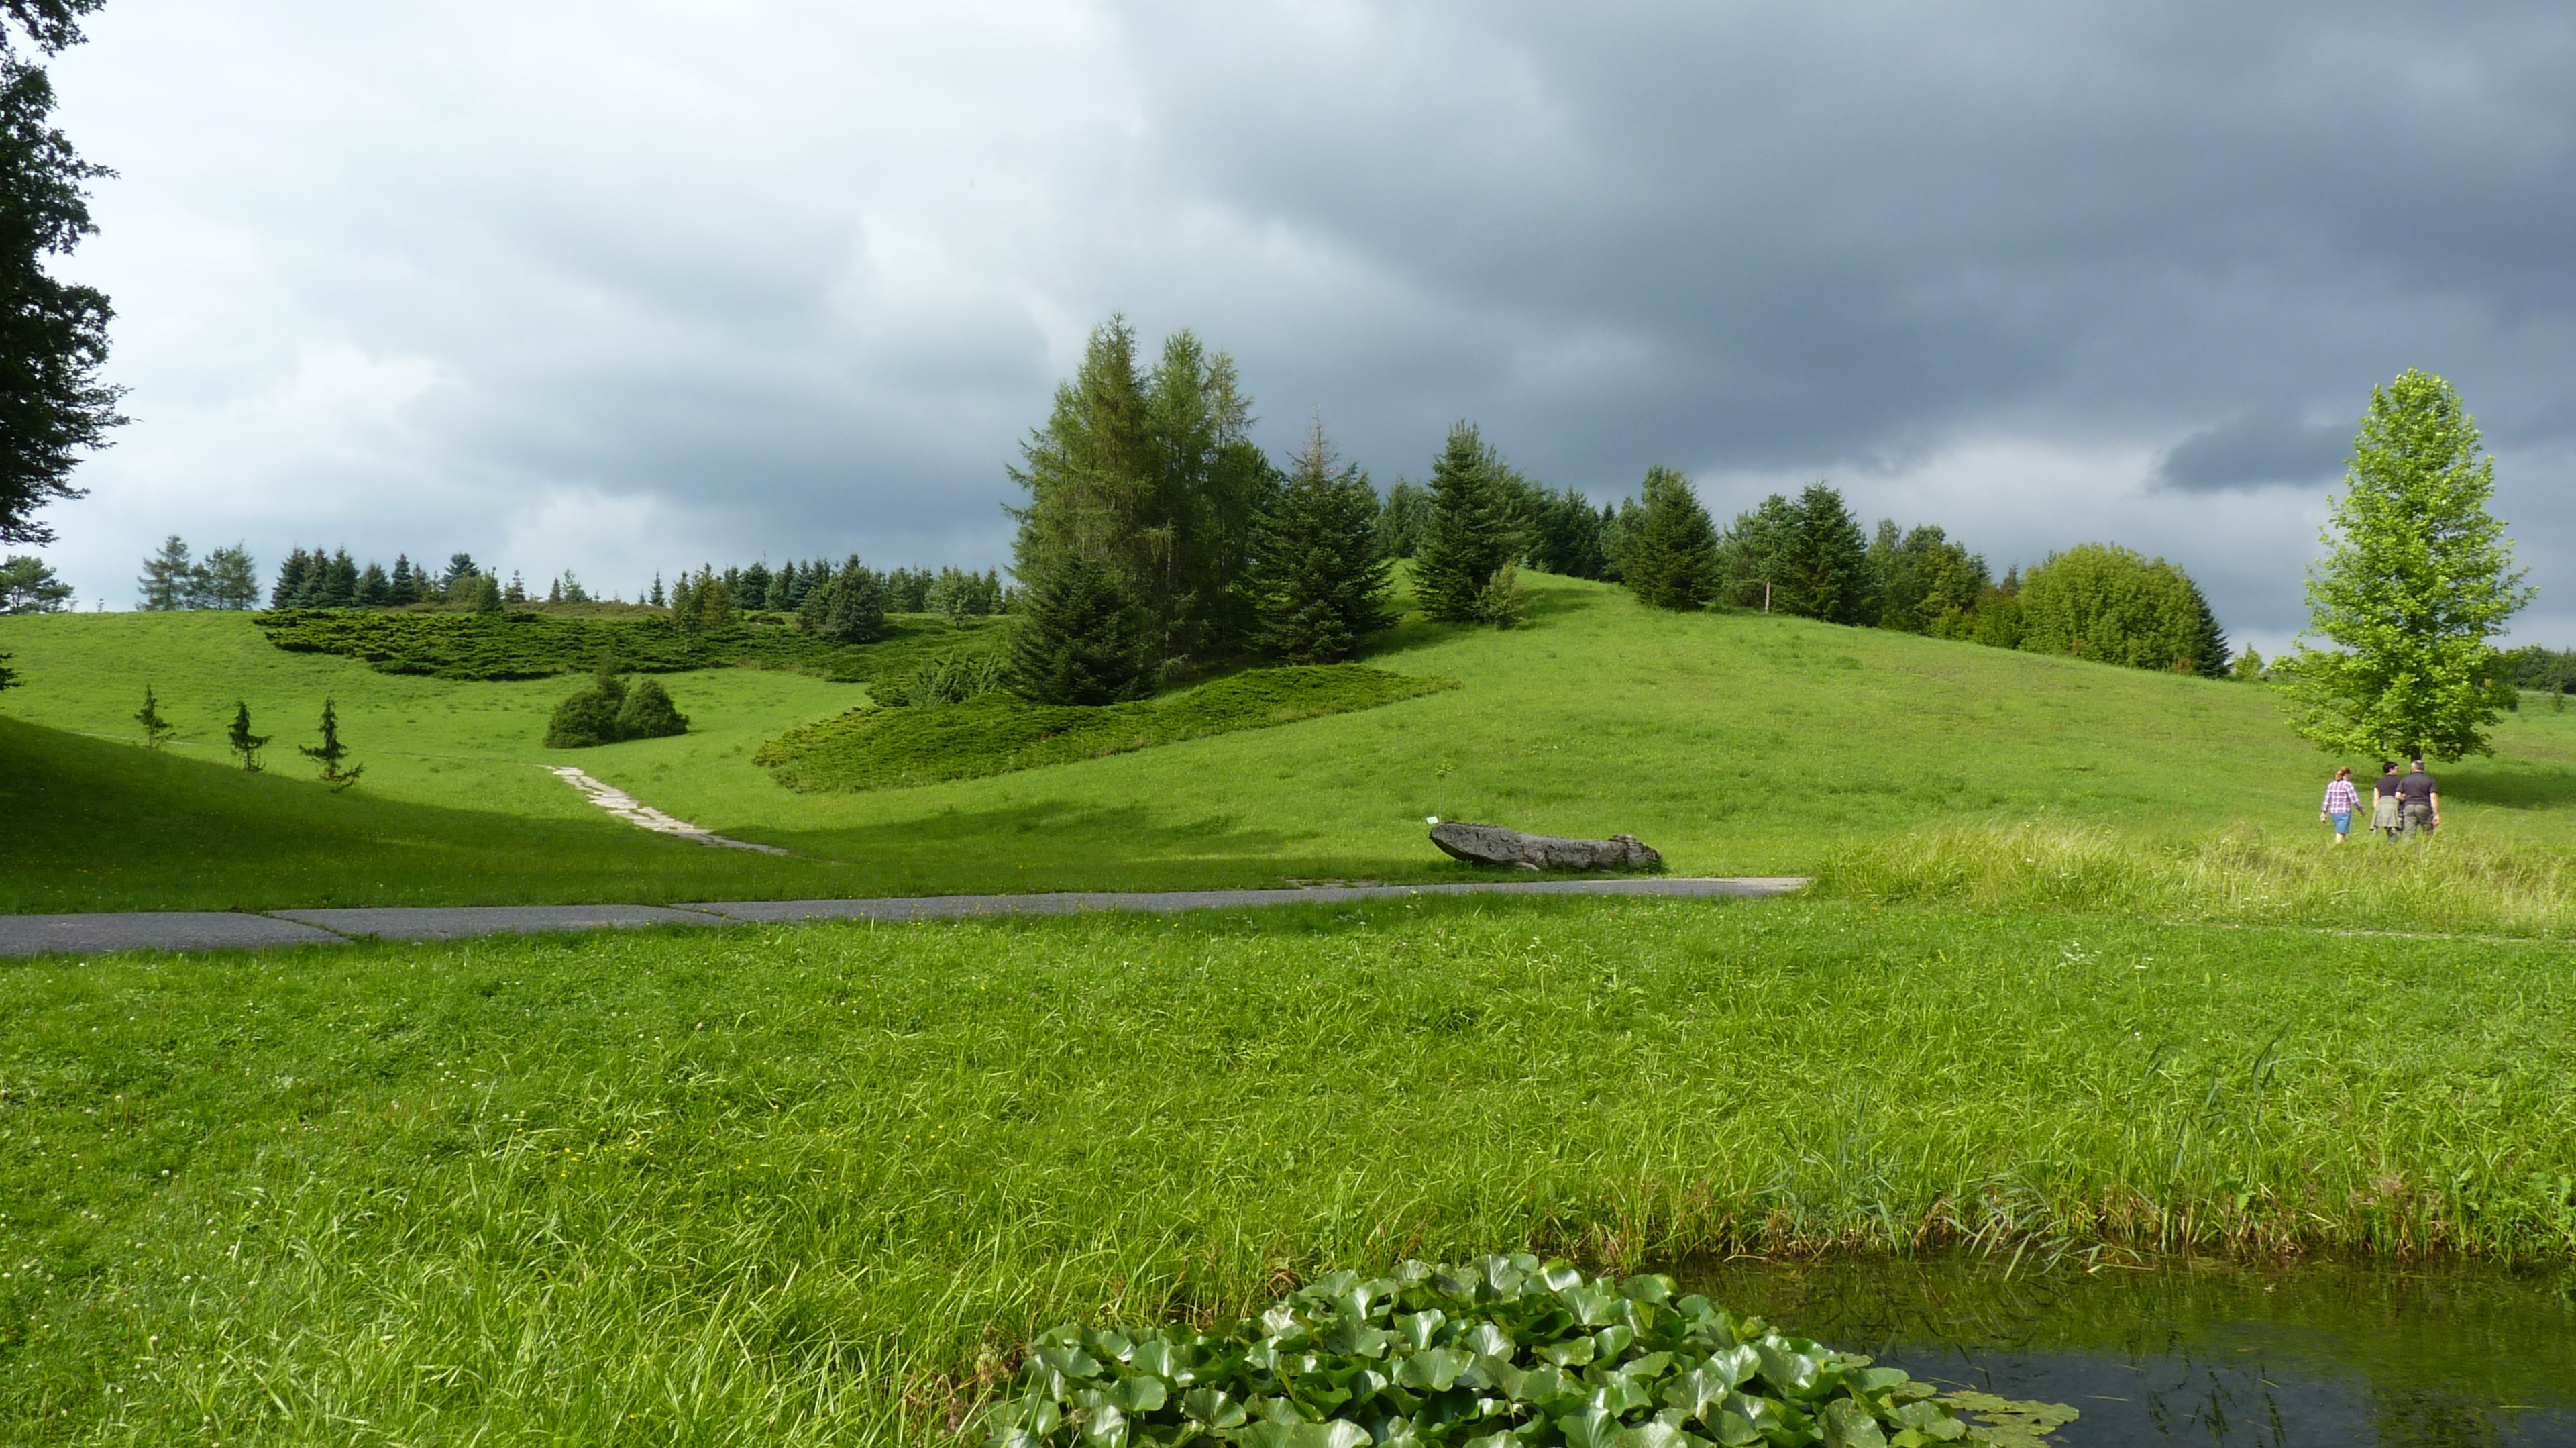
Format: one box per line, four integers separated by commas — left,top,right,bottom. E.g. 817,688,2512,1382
1678,1255,2576,1447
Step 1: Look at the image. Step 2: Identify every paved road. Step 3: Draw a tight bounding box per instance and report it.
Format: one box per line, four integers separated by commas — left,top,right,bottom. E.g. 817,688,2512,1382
0,877,1805,957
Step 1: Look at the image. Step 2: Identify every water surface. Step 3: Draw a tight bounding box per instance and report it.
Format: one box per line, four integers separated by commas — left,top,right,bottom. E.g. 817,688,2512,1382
1679,1256,2576,1446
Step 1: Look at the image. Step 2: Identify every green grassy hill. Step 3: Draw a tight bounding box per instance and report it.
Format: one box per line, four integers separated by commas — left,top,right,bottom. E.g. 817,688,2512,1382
9,578,2576,911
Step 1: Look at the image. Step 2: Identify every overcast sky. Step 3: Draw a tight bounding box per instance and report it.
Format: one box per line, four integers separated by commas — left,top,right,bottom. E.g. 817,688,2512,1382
21,1,2576,650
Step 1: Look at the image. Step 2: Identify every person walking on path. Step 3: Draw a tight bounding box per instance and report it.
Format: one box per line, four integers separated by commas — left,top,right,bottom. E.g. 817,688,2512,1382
2396,758,2440,839
2320,768,2361,844
2371,761,2404,841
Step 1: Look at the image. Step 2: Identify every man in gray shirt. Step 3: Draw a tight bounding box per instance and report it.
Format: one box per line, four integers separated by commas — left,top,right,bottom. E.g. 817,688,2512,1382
2396,759,2440,839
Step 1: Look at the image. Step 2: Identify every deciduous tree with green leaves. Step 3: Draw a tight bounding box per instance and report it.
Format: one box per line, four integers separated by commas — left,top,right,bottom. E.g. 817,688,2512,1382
2285,369,2531,760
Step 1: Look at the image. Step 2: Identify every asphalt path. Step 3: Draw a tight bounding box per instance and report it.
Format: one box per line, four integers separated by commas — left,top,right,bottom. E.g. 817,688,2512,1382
0,877,1806,957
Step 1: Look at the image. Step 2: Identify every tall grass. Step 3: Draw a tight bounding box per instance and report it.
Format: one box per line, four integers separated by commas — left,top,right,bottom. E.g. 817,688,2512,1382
1817,821,2576,937
5,896,2573,1443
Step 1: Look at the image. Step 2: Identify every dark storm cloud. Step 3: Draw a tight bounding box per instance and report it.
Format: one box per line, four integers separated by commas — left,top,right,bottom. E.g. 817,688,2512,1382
34,1,2576,643
2157,411,2353,493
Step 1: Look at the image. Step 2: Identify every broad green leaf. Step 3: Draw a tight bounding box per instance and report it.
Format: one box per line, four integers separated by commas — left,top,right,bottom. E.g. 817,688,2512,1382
1707,1410,1760,1447
1113,1376,1167,1414
1078,1402,1127,1448
1890,1400,1965,1442
1183,1388,1246,1429
1589,1374,1653,1416
1038,1345,1105,1380
1821,1399,1890,1448
1704,1345,1758,1388
1610,1424,1693,1448
1536,1337,1595,1368
1621,1275,1676,1306
1660,1367,1725,1420
1087,1330,1134,1363
1558,1406,1620,1448
1399,1309,1448,1351
1132,1339,1181,1381
1753,1342,1821,1398
1321,1320,1395,1357
1462,1322,1514,1360
1592,1325,1636,1359
1396,1346,1473,1392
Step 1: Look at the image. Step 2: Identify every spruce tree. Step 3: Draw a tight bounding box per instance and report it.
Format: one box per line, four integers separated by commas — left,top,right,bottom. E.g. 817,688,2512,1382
647,572,665,608
315,549,358,607
2286,369,2531,760
739,561,771,611
816,558,887,643
136,534,190,610
388,554,417,604
1246,419,1395,663
299,696,362,788
225,699,268,772
356,561,390,607
270,548,312,608
1622,466,1721,610
469,572,504,613
1413,422,1521,623
1008,554,1150,704
133,681,173,748
0,650,15,692
1778,484,1875,624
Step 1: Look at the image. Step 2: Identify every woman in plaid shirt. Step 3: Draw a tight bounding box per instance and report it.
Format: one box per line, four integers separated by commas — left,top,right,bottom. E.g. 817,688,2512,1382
2320,767,2361,844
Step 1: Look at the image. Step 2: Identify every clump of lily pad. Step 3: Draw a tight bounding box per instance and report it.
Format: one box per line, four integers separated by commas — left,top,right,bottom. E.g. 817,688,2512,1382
983,1254,2075,1447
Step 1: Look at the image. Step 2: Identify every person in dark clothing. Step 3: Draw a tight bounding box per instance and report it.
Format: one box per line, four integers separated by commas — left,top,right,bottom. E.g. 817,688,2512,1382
2395,758,2440,839
2371,761,2404,840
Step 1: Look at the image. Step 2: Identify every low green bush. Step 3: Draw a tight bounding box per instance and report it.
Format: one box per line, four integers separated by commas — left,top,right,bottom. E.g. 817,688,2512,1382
985,1256,2066,1448
755,664,1458,792
256,607,1001,684
545,672,690,749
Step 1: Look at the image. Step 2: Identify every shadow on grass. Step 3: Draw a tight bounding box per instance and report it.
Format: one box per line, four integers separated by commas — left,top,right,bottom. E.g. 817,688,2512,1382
2434,761,2576,811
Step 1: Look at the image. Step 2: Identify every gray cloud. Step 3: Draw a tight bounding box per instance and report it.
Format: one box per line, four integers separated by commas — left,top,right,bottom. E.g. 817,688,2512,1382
17,0,2576,647
2157,411,2353,493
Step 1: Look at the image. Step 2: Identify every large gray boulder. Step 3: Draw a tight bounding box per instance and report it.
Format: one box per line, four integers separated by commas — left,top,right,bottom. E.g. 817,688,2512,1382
1429,821,1663,872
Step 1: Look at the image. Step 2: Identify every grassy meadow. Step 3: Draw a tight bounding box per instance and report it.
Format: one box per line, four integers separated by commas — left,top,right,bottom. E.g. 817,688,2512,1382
5,895,2572,1443
14,576,2576,911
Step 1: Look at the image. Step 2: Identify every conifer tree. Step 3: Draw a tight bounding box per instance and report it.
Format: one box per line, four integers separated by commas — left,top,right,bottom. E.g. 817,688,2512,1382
739,561,771,611
439,553,479,599
133,681,173,748
313,549,357,607
1778,484,1874,624
299,697,362,788
0,650,15,692
356,560,390,607
1245,418,1395,662
388,553,418,605
270,547,312,608
2286,369,2531,760
1007,554,1150,704
199,544,258,609
0,552,71,611
225,699,268,772
1622,466,1721,610
648,572,665,608
1413,422,1522,623
136,534,191,610
765,562,794,611
469,572,504,613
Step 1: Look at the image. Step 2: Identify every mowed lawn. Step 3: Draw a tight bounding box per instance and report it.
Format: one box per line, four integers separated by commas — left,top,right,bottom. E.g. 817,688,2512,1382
3,896,2570,1443
11,581,2576,909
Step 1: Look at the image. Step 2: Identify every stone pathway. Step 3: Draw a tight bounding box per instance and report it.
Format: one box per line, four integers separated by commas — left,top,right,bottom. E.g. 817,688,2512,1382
0,877,1807,956
546,766,790,854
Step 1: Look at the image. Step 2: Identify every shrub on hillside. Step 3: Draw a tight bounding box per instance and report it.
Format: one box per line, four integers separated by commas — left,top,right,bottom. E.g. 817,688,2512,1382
2018,543,2228,675
874,650,1002,707
545,654,689,748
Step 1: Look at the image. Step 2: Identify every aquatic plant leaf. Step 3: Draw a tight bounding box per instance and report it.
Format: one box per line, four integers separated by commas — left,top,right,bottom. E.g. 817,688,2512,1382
1753,1342,1821,1398
1077,1402,1126,1447
1040,1345,1106,1381
1707,1410,1761,1447
1558,1405,1621,1448
1704,1344,1759,1388
1622,1276,1677,1306
1820,1400,1888,1448
1112,1376,1167,1414
1537,1337,1596,1368
1399,1309,1448,1351
1461,1321,1513,1359
1593,1325,1638,1359
1938,1392,2077,1448
1396,1347,1474,1391
1660,1365,1727,1420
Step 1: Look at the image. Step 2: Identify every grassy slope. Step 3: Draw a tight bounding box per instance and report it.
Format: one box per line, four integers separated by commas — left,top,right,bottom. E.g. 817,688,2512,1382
3,896,2569,1442
10,584,2576,909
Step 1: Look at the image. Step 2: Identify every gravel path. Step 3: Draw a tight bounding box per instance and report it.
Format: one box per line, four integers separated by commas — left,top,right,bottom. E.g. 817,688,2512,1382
547,766,790,854
0,877,1805,957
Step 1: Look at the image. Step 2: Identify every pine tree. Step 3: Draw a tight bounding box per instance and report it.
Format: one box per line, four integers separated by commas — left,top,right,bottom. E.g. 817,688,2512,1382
225,699,269,772
739,561,771,611
136,534,191,610
356,561,390,607
648,572,665,608
806,557,886,643
2286,370,2532,760
1622,466,1721,610
388,554,421,605
1413,422,1522,623
438,553,479,599
505,570,527,603
1,552,72,611
133,682,174,748
1007,554,1150,704
299,697,362,788
270,547,313,608
1245,419,1395,662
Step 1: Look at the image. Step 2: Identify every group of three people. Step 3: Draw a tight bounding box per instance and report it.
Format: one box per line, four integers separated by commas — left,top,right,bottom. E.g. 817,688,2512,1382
2320,760,2439,843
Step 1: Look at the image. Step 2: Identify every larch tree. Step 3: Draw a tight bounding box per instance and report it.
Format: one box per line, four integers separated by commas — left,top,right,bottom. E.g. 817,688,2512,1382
2285,370,2530,760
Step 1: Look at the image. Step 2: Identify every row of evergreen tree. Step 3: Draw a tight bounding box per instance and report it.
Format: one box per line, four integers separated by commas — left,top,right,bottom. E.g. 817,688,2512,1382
136,536,261,610
645,560,1004,621
1597,474,2232,676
